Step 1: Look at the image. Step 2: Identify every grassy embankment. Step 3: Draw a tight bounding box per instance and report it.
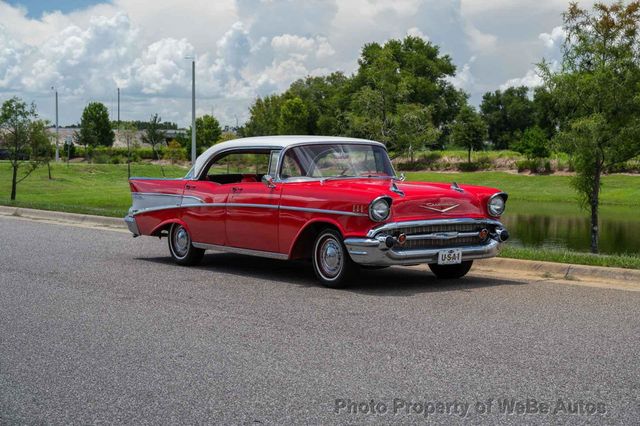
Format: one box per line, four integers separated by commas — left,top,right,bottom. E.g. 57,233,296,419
1,161,639,269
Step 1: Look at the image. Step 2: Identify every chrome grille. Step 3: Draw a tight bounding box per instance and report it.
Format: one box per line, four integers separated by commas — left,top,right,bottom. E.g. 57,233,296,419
389,222,489,250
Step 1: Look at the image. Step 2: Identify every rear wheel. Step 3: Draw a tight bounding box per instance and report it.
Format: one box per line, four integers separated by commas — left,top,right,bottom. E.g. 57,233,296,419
428,261,473,279
168,223,204,266
312,229,355,288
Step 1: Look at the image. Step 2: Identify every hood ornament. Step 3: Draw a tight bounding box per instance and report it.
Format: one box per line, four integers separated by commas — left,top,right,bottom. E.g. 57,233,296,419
421,202,460,213
451,181,464,193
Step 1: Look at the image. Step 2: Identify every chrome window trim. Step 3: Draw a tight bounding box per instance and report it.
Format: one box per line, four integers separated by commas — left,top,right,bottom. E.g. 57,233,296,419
191,242,289,260
366,218,504,238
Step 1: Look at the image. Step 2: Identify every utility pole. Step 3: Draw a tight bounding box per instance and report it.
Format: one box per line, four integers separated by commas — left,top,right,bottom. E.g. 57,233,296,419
191,58,196,165
119,87,130,179
53,88,60,162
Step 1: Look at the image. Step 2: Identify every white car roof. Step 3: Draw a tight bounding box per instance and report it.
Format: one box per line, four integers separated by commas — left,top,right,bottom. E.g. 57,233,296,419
192,135,385,178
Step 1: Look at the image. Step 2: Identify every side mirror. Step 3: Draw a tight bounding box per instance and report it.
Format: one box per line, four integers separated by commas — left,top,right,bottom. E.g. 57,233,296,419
262,174,276,188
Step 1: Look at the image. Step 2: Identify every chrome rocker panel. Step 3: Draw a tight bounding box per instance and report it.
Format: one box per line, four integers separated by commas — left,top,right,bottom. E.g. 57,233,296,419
345,218,506,266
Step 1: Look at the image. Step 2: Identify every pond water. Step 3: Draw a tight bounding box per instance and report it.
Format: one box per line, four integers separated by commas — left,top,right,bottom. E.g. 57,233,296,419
502,202,640,255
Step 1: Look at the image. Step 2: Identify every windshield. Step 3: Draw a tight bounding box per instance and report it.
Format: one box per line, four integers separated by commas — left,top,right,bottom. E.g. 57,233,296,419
280,144,395,179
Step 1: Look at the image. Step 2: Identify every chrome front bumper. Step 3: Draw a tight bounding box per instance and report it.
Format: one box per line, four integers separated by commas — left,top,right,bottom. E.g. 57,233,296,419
124,215,140,236
344,219,507,266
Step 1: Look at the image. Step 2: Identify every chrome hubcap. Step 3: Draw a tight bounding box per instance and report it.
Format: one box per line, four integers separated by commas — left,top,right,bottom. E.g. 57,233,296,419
173,226,189,257
319,237,343,278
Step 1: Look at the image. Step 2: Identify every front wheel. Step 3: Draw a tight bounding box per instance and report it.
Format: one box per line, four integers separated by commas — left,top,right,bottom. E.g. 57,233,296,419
168,223,204,266
312,229,356,288
428,261,473,279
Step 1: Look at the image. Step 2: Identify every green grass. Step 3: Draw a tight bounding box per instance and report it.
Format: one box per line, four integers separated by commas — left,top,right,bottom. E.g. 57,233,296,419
500,246,640,270
1,161,640,269
405,171,640,206
0,162,188,217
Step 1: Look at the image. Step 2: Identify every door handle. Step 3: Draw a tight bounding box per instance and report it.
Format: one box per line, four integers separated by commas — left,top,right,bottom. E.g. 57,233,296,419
232,187,243,193
185,184,196,190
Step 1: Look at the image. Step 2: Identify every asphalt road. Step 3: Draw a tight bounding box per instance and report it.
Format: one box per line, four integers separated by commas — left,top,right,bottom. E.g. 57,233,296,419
1,216,639,425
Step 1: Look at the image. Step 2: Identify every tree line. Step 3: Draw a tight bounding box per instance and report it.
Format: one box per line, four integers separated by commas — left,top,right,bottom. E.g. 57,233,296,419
236,1,640,253
2,1,640,253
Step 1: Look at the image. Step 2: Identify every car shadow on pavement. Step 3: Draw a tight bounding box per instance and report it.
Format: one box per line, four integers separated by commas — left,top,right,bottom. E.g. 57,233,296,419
139,252,527,297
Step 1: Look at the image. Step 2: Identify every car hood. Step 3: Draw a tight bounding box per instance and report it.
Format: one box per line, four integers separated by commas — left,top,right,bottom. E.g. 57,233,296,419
321,178,489,220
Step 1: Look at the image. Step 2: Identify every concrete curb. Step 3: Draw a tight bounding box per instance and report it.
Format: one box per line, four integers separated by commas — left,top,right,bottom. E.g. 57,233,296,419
1,205,638,285
0,205,125,229
475,257,640,285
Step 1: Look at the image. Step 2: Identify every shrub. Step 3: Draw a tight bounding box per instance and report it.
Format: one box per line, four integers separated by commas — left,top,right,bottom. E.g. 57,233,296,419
164,140,186,164
475,154,493,170
516,158,553,174
91,152,110,164
458,162,480,172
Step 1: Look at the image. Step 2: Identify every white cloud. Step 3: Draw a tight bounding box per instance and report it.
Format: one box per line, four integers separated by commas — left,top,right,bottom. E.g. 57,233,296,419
539,26,565,49
0,0,602,127
447,57,476,91
406,27,429,41
464,23,497,53
130,38,194,95
500,69,543,91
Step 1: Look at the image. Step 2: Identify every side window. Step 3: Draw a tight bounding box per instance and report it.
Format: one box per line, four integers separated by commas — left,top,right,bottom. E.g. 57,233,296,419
202,150,272,184
280,151,304,178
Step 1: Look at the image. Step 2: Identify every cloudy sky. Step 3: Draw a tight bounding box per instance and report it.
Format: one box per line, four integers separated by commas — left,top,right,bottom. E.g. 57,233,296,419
0,0,600,127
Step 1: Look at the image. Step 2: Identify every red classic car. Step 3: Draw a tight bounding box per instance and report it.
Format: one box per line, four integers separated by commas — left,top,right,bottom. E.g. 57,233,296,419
125,136,509,287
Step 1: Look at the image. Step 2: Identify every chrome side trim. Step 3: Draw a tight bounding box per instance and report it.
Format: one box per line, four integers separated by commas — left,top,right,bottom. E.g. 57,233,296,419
366,218,504,238
192,242,289,260
131,202,367,217
226,203,279,209
134,192,204,203
280,205,368,217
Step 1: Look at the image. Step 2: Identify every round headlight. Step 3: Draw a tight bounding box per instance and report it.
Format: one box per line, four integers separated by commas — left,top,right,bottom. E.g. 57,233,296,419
369,197,391,222
488,193,507,216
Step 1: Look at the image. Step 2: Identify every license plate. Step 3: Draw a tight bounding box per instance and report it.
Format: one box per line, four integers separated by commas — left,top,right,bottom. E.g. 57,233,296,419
438,249,462,265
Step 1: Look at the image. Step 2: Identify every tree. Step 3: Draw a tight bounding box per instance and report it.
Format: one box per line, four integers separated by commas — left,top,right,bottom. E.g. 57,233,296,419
1,97,40,200
142,114,166,162
278,97,309,134
393,104,440,161
186,115,222,153
480,86,534,149
78,102,114,147
30,120,55,180
451,105,488,164
242,95,283,136
532,86,559,139
543,1,640,253
514,126,550,159
241,36,467,146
